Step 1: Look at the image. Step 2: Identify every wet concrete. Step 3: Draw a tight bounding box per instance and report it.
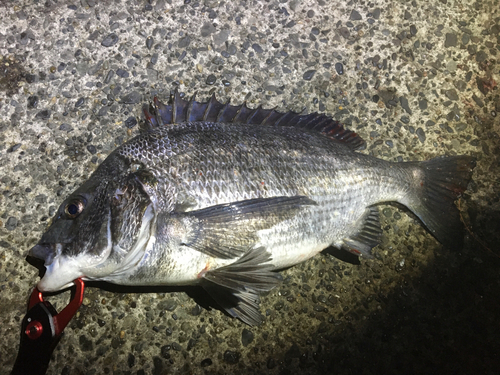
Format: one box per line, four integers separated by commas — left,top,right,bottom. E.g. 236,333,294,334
1,0,499,374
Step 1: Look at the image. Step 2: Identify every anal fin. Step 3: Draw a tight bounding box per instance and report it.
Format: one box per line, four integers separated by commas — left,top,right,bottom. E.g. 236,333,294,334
341,207,382,258
200,247,282,326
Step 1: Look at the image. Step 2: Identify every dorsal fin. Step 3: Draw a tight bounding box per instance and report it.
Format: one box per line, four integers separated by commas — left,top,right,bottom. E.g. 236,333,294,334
173,89,187,123
141,89,366,150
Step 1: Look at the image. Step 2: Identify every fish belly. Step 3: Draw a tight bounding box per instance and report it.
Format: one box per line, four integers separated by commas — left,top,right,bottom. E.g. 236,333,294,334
256,192,377,269
115,123,406,284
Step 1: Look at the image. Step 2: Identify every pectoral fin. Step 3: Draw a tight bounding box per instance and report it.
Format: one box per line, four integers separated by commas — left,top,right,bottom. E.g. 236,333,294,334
158,196,316,259
200,247,282,325
177,196,316,259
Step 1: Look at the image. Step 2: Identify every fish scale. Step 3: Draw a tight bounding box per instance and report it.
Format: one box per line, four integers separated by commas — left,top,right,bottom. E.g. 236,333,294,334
82,122,409,270
28,91,476,325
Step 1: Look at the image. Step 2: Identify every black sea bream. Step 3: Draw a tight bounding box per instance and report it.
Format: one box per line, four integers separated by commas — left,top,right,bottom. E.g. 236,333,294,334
29,91,476,325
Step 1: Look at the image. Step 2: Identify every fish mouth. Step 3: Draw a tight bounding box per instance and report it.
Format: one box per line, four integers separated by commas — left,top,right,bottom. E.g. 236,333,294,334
29,243,58,265
27,243,81,292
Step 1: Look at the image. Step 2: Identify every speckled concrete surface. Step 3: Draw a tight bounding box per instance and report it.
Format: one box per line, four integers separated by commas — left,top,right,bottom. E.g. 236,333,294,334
1,0,499,374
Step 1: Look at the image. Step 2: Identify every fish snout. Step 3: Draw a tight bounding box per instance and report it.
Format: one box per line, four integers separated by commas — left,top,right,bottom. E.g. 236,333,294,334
29,243,56,264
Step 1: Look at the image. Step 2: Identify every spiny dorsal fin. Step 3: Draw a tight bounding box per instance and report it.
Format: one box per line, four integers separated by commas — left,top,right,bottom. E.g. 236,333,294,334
185,91,197,122
141,89,366,150
173,89,187,123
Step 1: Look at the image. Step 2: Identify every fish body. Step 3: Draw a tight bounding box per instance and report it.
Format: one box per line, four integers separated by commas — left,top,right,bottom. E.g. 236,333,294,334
29,92,475,325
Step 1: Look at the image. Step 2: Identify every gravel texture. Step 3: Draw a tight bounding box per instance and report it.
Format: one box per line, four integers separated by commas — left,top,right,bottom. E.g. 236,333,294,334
1,0,499,374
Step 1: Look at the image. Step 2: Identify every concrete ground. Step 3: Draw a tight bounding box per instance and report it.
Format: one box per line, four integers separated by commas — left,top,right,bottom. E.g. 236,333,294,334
1,0,499,374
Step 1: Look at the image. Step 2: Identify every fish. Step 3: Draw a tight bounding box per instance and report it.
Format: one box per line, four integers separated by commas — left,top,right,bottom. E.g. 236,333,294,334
28,91,476,325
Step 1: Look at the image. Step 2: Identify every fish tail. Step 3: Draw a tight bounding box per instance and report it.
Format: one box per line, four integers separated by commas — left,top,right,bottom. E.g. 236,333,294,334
403,155,476,249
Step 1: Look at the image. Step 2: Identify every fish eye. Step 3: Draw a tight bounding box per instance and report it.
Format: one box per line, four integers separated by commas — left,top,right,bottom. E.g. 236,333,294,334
64,199,85,219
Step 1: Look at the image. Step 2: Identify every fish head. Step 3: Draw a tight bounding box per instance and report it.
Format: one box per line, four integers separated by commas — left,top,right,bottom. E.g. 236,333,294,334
29,162,156,292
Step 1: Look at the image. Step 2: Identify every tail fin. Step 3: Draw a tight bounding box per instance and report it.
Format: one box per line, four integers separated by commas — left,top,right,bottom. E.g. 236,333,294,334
403,155,476,250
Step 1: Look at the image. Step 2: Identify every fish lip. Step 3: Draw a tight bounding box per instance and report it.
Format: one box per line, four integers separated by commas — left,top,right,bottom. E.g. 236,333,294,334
37,254,83,292
27,243,82,292
29,243,60,265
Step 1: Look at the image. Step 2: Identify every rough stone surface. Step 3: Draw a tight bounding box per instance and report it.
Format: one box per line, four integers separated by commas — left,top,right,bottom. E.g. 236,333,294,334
0,1,498,375
445,33,458,47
